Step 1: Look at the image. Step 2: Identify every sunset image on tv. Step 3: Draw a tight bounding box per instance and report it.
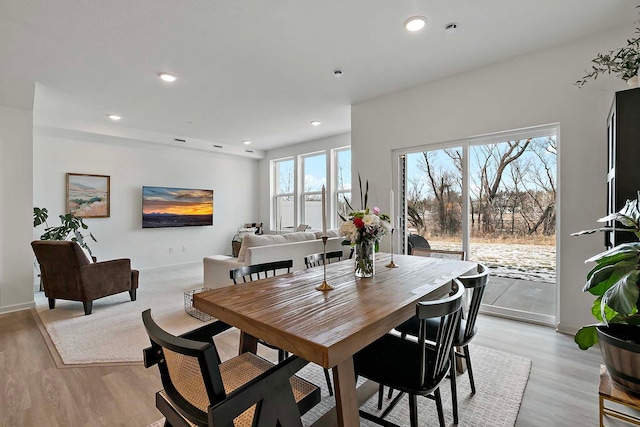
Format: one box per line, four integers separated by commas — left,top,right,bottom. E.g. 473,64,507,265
142,186,213,228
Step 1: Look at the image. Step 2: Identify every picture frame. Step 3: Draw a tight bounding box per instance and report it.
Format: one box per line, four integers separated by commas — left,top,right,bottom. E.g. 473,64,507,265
66,173,110,218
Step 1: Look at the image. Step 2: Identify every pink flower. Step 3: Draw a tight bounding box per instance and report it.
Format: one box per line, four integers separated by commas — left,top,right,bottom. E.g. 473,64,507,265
372,207,380,215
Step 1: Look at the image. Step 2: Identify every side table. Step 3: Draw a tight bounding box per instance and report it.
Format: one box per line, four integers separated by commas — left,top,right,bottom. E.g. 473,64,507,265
600,364,640,427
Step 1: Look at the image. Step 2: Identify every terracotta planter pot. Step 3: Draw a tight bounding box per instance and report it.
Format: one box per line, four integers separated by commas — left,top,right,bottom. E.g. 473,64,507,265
597,324,640,393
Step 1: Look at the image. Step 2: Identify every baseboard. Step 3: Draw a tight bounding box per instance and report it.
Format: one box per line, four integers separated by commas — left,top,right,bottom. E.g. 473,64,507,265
138,261,201,272
0,301,35,315
556,322,579,336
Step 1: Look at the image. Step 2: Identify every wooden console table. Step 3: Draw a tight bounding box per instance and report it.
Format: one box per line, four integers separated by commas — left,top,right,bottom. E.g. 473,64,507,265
600,365,640,427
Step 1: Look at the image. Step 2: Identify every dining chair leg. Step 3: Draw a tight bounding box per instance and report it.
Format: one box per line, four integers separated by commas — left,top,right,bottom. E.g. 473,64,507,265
450,350,459,424
377,384,384,409
464,345,476,394
277,349,289,363
323,368,334,396
434,387,445,427
408,394,418,427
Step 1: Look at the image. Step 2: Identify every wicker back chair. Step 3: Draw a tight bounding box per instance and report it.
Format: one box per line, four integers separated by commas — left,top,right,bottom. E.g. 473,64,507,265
142,309,320,427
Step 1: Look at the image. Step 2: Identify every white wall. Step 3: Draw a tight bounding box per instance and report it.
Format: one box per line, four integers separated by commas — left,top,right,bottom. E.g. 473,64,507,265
258,132,351,230
0,106,34,313
33,127,259,271
351,28,631,335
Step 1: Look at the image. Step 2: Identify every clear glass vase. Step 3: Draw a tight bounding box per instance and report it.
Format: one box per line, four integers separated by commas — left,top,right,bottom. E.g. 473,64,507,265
354,239,375,278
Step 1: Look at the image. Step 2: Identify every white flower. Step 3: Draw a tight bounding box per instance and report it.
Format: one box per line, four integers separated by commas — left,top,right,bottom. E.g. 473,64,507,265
363,214,379,227
339,221,358,243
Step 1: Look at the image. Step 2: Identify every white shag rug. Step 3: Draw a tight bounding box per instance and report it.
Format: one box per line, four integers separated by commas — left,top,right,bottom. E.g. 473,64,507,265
33,262,214,365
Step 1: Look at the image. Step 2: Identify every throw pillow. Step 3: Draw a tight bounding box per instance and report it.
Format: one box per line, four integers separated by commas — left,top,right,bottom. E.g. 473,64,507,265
283,232,317,243
80,246,94,263
237,234,286,262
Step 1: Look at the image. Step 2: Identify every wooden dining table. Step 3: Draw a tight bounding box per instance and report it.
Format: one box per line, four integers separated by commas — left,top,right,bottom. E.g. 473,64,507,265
193,252,476,427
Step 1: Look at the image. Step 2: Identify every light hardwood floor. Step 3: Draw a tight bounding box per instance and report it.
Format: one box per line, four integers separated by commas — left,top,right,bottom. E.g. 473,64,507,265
0,308,602,426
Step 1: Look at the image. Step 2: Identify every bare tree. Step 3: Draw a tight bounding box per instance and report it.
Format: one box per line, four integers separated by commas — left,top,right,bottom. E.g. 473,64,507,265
418,152,461,236
472,139,531,232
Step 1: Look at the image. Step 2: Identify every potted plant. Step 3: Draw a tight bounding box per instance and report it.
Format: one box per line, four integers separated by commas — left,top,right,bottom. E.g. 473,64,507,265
575,9,640,88
33,207,97,255
572,193,640,392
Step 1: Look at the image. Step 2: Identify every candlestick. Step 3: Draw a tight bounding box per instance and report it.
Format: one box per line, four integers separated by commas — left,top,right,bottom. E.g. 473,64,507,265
316,236,334,291
390,189,394,226
386,228,398,268
321,185,327,237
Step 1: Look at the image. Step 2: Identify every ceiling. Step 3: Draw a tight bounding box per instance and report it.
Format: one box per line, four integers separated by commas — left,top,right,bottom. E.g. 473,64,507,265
0,1,635,151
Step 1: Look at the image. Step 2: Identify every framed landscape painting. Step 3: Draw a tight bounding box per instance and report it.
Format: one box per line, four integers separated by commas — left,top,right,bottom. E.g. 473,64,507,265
66,173,110,218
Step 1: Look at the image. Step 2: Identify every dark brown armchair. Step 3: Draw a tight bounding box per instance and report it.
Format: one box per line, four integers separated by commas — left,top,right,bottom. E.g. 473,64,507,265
31,240,139,315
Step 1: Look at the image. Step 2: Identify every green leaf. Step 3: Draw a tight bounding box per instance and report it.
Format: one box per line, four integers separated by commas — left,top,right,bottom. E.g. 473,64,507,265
585,243,640,265
602,270,640,315
592,297,617,322
574,325,599,350
584,262,635,296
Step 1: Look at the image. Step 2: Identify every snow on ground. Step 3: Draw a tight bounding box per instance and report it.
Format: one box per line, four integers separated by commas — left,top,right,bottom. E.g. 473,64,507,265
431,241,556,283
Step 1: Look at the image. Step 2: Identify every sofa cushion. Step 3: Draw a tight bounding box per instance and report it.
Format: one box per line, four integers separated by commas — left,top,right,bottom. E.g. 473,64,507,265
282,232,317,243
237,234,287,262
313,229,341,239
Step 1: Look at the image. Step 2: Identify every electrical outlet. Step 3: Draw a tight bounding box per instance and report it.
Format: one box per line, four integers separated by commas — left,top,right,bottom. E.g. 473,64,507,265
182,246,187,252
169,247,174,254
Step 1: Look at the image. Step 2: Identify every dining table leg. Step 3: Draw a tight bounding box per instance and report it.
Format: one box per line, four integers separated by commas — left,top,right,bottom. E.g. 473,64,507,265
332,357,360,427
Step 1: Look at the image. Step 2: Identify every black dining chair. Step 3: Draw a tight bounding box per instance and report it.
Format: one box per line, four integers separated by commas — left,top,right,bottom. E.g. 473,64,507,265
230,260,293,363
142,309,321,427
303,250,344,269
354,280,465,427
301,250,346,397
391,263,490,424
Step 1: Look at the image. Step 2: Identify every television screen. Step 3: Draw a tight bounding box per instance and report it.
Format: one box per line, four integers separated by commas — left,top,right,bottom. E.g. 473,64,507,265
142,186,213,228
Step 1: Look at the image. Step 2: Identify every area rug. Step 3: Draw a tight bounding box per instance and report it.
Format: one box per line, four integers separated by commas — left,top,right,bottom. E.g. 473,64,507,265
148,344,531,427
33,262,216,366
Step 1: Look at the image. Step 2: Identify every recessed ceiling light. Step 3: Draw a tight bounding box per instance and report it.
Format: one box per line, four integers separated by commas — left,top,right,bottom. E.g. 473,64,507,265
108,114,121,121
310,121,321,126
334,70,343,77
404,16,427,32
444,23,458,34
158,72,177,82
243,140,252,145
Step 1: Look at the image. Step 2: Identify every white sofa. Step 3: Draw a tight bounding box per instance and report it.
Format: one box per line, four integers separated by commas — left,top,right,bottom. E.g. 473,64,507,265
203,230,350,288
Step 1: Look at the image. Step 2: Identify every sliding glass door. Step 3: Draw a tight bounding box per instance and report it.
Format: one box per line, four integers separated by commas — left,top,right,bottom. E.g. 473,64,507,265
397,126,558,325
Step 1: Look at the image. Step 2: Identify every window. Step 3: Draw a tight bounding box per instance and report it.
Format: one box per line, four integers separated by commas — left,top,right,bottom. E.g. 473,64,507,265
273,158,294,231
301,153,326,230
271,147,351,232
335,148,352,224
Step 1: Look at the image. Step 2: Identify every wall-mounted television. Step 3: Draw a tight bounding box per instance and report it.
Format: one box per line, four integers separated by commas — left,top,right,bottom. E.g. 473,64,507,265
142,186,213,228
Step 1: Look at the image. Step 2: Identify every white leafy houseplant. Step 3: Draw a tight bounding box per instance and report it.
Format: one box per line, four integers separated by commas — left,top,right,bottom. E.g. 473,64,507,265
571,193,640,350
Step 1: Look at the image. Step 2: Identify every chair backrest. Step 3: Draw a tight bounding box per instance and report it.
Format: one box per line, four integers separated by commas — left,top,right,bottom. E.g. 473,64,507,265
412,248,466,260
407,234,431,254
296,224,310,232
31,240,90,293
416,279,464,388
142,309,226,426
243,222,263,235
230,259,293,284
303,250,344,269
457,263,490,344
143,309,320,427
